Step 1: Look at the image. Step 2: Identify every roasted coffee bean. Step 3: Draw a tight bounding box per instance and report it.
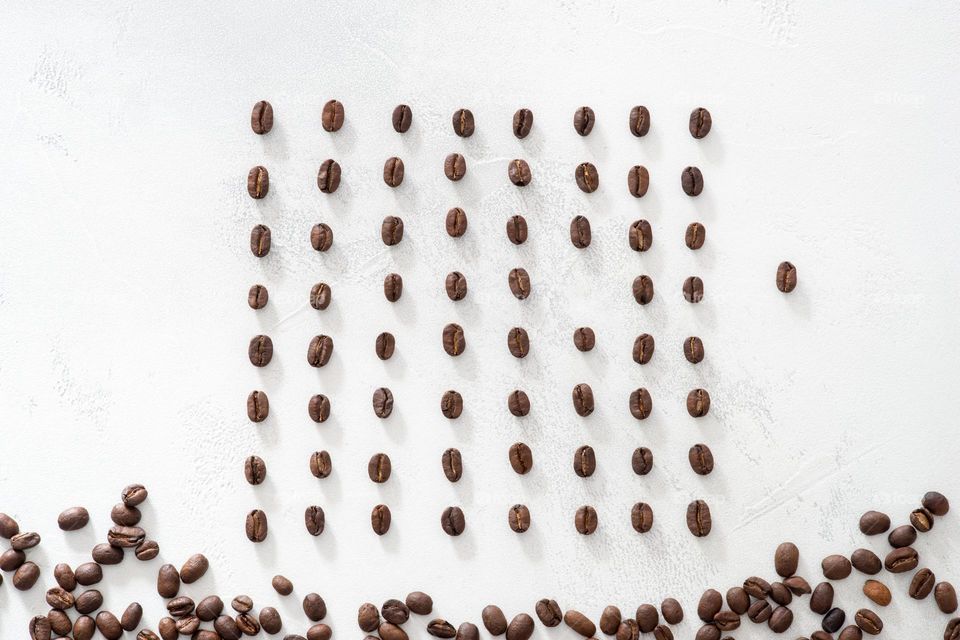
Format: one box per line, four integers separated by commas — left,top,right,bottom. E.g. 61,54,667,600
75,562,103,586
58,507,89,531
378,623,407,640
368,453,392,483
510,442,534,474
271,574,293,596
575,162,599,193
92,543,123,565
406,591,433,615
96,611,123,640
309,450,332,478
627,165,649,198
573,327,595,352
247,390,269,422
507,326,530,358
572,383,595,416
683,222,706,251
135,540,158,561
248,334,273,367
947,620,960,640
695,624,719,640
167,595,196,617
443,323,466,356
197,596,224,620
247,166,269,199
536,599,563,627
573,107,595,136
446,207,468,237
245,509,268,542
307,334,334,367
570,215,592,248
442,448,463,482
0,512,19,537
599,605,622,635
573,445,596,477
686,500,712,537
246,282,268,309
311,222,334,251
770,582,793,605
383,157,405,187
29,615,51,640
688,444,714,475
457,622,480,640
910,568,936,599
686,388,710,417
508,389,531,416
157,564,180,598
310,282,332,310
392,104,412,132
373,387,394,418
631,446,653,475
617,619,640,640
810,581,834,614
574,506,598,535
888,523,917,548
748,599,772,623
305,505,325,536
445,271,468,301
49,610,72,637
54,563,76,591
506,215,528,244
884,546,919,573
851,548,881,575
506,614,534,640
628,220,654,253
636,604,659,632
317,159,342,193
259,607,282,634
213,615,240,640
854,609,882,635
441,506,466,536
681,166,704,196
251,100,273,134
681,337,705,365
652,626,673,640
122,483,148,505
512,108,534,138
744,576,772,599
689,107,712,138
308,624,333,640
564,610,596,637
633,333,655,364
179,553,208,584
375,332,396,360
46,586,75,609
304,593,327,621
660,598,683,625
923,490,950,516
382,599,410,625
444,153,467,181
11,531,40,550
629,106,650,137
863,579,891,606
859,509,890,534
631,502,654,533
508,505,530,533
371,504,391,535
776,261,798,293
633,275,654,304
698,589,722,621
773,541,800,576
683,276,704,302
429,620,457,638
509,267,531,300
321,99,344,132
75,616,98,640
508,159,532,186
726,587,750,615
767,606,792,633
822,554,852,579
76,589,104,614
911,507,934,532
381,216,404,246
234,613,258,635
108,525,145,547
937,582,959,613
308,394,331,422
452,108,475,137
713,611,740,631
783,575,812,595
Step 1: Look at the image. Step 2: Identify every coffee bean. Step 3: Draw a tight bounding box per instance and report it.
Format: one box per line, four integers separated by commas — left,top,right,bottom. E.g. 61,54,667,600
508,390,530,416
247,166,269,199
304,506,325,536
575,162,599,193
686,500,712,537
76,589,104,614
698,589,722,621
248,284,268,309
29,615,51,640
628,165,649,197
245,509,268,542
947,618,960,640
308,394,331,422
784,575,812,595
859,510,890,534
507,326,530,358
685,388,710,417
443,323,466,356
371,504,391,535
575,505,598,535
633,275,654,304
689,108,712,138
573,107,595,136
444,153,467,181
167,595,195,617
744,576,772,598
726,587,749,615
810,582,834,614
92,543,123,564
513,108,534,138
812,632,834,640
599,606,621,636
480,606,507,636
573,327,595,352
10,531,39,550
771,583,792,605
629,388,652,419
854,608,882,635
259,607,282,634
250,100,273,134
379,623,407,640
772,541,800,576
863,579,891,606
629,106,650,137
74,615,97,640
367,453,392,483
384,273,403,302
50,611,72,637
685,222,706,250
660,598,683,625
573,445,596,477
747,599,772,623
680,337,705,366
373,387,394,418
445,271,468,301
311,222,334,251
321,99,344,131
509,268,531,300
633,333,655,364
822,554,852,580
74,562,103,586
536,599,562,627
58,507,90,531
776,261,797,293
157,564,180,599
108,525,145,547
383,157,405,187
250,224,271,257
683,276,704,302
309,450,332,479
767,606,792,633
248,335,273,367
446,207,468,237
506,215,528,244
381,215,404,246
429,620,457,638
509,442,534,475
713,611,739,631
636,604,659,633
509,159,532,186
234,613,257,636
628,219,653,252
884,546,918,573
213,615,239,640
572,383,594,416
631,447,653,475
442,448,463,482
563,610,596,637
910,507,934,532
452,108,475,137
375,332,395,360
851,548,881,575
308,282,332,311
54,563,76,591
923,490,950,515
937,582,959,614
617,619,640,640
382,599,409,625
440,389,464,419
457,622,480,640
197,596,224,620
135,539,158,560
910,568,936,599
441,506,465,536
96,611,124,640
406,591,433,616
570,215,592,248
0,512,19,538
681,166,704,196
508,504,531,533
46,586,75,609
888,524,917,547
688,444,714,475
307,334,334,368
317,159,341,193
631,502,653,533
244,456,266,485
652,626,673,640
392,104,412,133
122,483,148,506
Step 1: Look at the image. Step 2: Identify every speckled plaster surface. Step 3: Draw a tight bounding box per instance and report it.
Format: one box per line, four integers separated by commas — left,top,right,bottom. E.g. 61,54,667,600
1,2,959,638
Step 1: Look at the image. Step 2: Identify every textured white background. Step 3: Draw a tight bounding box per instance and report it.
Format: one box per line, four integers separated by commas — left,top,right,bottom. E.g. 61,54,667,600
1,2,959,638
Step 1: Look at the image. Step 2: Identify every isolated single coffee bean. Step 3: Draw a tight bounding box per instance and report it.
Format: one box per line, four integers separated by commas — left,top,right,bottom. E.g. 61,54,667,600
442,448,463,482
535,599,562,627
375,332,395,360
888,524,917,547
310,282,332,310
688,444,714,475
575,162,599,193
251,101,273,134
381,216,404,246
573,327,595,352
681,166,703,196
859,510,890,534
407,591,433,616
629,219,653,251
909,568,936,599
777,261,798,292
633,275,654,304
317,159,341,193
442,323,466,356
570,215,592,248
507,326,530,358
157,564,180,598
684,336,705,363
304,506,325,536
510,442,534,475
446,207,468,237
247,166,269,199
822,554,853,579
564,609,596,637
444,153,467,181
245,509,268,542
508,159,532,186
452,108,475,137
309,450,332,479
509,268,531,300
660,599,683,625
372,387,394,418
440,390,463,419
631,502,653,533
629,105,650,137
384,273,403,302
248,284,268,309
629,388,652,419
508,505,531,533
686,222,706,249
303,594,327,622
686,500,712,537
392,104,412,133
445,271,468,301
573,445,596,477
774,541,800,576
631,447,653,475
627,165,649,198
244,456,266,485
308,394,331,423
935,581,958,614
506,214,528,245
383,157,405,187
689,107,712,139
307,335,334,367
574,506,598,535
633,333,655,364
513,108,534,138
686,389,711,417
310,222,334,251
321,99,344,132
508,390,530,416
371,505,391,535
572,383,594,416
250,224,271,257
248,334,273,367
922,490,950,516
440,506,465,536
58,507,90,531
573,106,595,136
683,276,704,302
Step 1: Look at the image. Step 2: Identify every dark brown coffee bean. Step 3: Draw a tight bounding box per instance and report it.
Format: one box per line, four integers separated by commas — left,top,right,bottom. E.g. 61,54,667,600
910,507,934,532
54,563,76,591
810,582,834,614
368,453,392,483
234,613,258,636
631,333,655,364
298,591,323,619
75,562,102,586
310,282,332,310
923,491,950,516
633,275,654,304
687,388,711,417
307,334,334,367
372,387,394,418
689,107,712,139
563,610,596,637
575,162,599,193
371,504,392,535
446,207,468,237
107,525,145,547
698,589,722,621
384,273,403,301
767,606,792,633
627,165,649,197
429,620,457,638
570,215,592,248
258,607,281,634
683,275,704,302
268,575,293,597
481,606,507,636
688,444,714,475
652,625,673,640
305,505,325,536
507,326,530,358
747,599,772,623
726,587,750,615
573,326,596,352
442,448,463,482
457,622,480,640
617,619,640,640
854,609,882,635
636,604,659,633
46,586,75,609
58,506,89,531
910,568,936,599
599,605,621,635
681,166,704,196
75,589,103,614
888,523,917,547
442,323,466,356
713,611,739,632
444,153,467,181
308,394,331,422
244,456,266,485
375,332,395,360
392,104,412,133
247,166,269,199
177,554,206,585
685,222,706,250
29,615,51,640
683,336,705,364
744,576,772,599
441,506,465,536
213,615,240,640
96,611,123,640
407,591,433,615
631,502,653,533
133,539,157,561
660,598,683,625
452,108,475,137
574,506,598,535
631,447,653,475
251,100,273,134
840,625,865,640
629,388,652,419
508,504,531,533
248,334,273,367
508,389,531,416
245,390,269,423
573,107,595,136
383,157,405,187
382,599,409,625
9,531,38,550
49,610,72,637
510,442,534,474
75,616,97,640
167,595,195,617
309,450,332,479
773,541,800,576
249,224,271,257
508,159,532,186
536,599,562,627
508,267,531,300
317,159,341,193
822,554,852,579
776,261,798,292
245,509,268,542
513,108,534,138
884,546,918,573
0,512,19,537
686,500,712,537
311,222,334,251
92,543,123,565
506,215,528,244
572,383,595,416
937,582,958,614
320,99,344,131
771,582,793,605
197,596,224,620
628,219,653,252
307,624,333,640
445,271,468,301
862,579,891,606
629,106,650,137
381,215,404,246
851,548,881,575
573,445,596,477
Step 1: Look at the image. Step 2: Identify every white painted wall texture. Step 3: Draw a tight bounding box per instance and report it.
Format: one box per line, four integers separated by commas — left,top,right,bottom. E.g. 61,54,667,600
1,2,959,638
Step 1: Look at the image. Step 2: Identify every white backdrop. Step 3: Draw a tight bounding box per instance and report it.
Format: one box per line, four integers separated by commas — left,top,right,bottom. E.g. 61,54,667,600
1,2,958,638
